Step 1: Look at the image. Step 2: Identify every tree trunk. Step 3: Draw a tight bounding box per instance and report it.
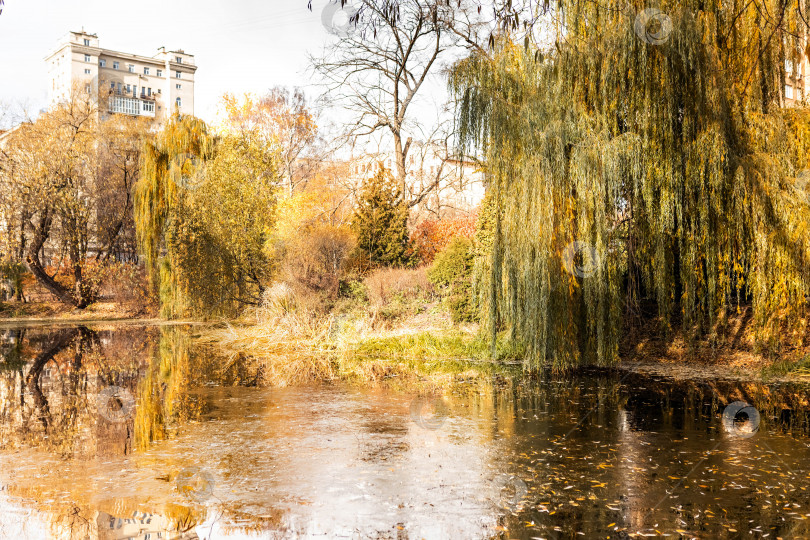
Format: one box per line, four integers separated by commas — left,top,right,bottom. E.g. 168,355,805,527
25,210,87,309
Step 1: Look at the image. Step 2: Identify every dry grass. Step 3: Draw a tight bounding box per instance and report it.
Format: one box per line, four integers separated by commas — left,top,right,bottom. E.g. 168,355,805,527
364,266,433,305
197,278,511,389
198,286,338,386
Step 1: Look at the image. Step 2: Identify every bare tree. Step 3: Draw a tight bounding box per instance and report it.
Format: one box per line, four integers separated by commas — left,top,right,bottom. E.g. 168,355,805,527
311,0,468,207
221,88,324,196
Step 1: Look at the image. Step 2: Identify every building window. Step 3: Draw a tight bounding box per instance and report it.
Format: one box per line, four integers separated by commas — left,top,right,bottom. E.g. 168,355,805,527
99,59,106,67
176,71,181,79
176,97,182,108
176,84,181,89
126,84,131,94
175,56,182,63
113,61,119,70
144,67,150,75
83,38,90,46
128,64,135,73
84,68,91,74
147,87,152,96
156,69,162,77
142,101,155,113
84,54,91,62
786,85,794,100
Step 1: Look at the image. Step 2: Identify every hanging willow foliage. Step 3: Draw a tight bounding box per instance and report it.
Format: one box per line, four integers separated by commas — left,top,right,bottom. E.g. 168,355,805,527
135,114,280,319
134,115,215,318
450,0,810,369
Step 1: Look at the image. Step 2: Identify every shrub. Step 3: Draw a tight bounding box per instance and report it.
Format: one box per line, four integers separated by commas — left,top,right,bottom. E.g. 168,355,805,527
428,237,477,323
365,267,432,306
283,224,356,296
339,278,369,304
410,214,477,264
0,261,25,301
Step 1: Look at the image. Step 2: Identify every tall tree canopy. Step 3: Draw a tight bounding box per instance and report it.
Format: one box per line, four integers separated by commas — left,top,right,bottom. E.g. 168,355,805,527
451,0,810,368
0,87,147,307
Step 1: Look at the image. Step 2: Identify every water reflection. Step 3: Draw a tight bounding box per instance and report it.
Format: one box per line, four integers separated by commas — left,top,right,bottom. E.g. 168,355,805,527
2,327,810,538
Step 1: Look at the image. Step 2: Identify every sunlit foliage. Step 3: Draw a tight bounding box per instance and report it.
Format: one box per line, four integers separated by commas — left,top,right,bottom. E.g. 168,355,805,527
451,1,810,368
135,114,279,318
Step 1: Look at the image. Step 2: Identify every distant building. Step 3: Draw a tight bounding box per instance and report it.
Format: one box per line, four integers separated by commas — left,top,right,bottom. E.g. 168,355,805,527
45,30,196,122
346,141,486,218
784,35,809,106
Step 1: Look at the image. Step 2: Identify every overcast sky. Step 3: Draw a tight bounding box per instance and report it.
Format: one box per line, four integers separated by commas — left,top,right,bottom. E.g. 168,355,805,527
0,0,369,123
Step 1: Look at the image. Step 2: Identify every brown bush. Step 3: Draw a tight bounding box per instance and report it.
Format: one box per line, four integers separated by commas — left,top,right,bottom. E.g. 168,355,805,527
99,262,153,306
410,214,477,265
364,266,433,306
283,224,356,296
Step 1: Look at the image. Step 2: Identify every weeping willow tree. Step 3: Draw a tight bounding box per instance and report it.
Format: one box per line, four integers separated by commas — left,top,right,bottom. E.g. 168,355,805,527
450,0,810,368
135,115,215,318
135,114,279,318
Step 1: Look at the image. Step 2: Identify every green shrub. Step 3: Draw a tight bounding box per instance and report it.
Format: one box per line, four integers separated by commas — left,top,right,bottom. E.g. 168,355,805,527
428,238,476,323
351,169,413,267
340,279,369,303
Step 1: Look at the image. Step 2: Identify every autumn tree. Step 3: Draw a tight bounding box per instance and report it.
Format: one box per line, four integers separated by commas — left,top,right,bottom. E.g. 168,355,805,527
135,114,280,318
95,113,152,262
351,168,412,267
220,88,321,197
0,86,145,308
452,1,810,367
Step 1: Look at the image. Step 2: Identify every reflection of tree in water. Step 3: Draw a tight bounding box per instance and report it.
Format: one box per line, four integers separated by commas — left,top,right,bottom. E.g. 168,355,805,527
0,328,26,371
0,327,98,455
0,325,214,539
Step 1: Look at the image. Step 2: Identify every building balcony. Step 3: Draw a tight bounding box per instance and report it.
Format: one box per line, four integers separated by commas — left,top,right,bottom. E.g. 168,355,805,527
108,95,156,117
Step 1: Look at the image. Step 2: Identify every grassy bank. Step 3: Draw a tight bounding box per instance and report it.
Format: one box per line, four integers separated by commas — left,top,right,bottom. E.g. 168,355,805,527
197,297,810,388
0,300,156,323
196,296,528,391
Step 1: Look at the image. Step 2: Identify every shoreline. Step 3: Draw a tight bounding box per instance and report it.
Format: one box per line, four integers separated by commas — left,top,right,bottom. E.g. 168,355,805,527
3,313,810,386
0,316,207,328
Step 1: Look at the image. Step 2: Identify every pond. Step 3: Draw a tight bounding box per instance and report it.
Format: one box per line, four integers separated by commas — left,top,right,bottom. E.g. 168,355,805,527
2,324,810,539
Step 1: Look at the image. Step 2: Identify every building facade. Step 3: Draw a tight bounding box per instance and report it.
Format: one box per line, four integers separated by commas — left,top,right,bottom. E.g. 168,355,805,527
785,54,808,106
45,30,196,122
346,141,486,218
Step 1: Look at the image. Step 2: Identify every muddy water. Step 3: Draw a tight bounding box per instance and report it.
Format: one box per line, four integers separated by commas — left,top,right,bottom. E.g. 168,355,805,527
2,325,810,539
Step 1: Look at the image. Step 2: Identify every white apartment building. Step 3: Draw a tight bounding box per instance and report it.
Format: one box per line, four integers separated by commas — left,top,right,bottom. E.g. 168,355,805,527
347,141,486,217
786,55,808,105
45,30,196,122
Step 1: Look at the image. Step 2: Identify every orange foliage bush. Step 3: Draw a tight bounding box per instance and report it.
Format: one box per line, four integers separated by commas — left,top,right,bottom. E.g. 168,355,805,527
410,214,477,264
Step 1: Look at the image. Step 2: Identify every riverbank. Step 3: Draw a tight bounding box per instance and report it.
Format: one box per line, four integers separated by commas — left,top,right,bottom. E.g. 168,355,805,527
0,299,157,322
198,304,810,388
4,298,809,386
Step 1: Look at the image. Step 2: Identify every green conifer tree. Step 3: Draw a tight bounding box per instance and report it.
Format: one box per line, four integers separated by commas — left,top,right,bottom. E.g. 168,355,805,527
351,168,412,267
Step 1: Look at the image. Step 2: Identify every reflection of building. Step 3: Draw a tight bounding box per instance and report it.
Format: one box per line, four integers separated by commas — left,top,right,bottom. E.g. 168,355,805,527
97,511,199,540
45,30,196,122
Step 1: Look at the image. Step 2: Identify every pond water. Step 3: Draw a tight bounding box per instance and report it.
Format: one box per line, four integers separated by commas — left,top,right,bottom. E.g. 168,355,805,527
2,324,810,539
